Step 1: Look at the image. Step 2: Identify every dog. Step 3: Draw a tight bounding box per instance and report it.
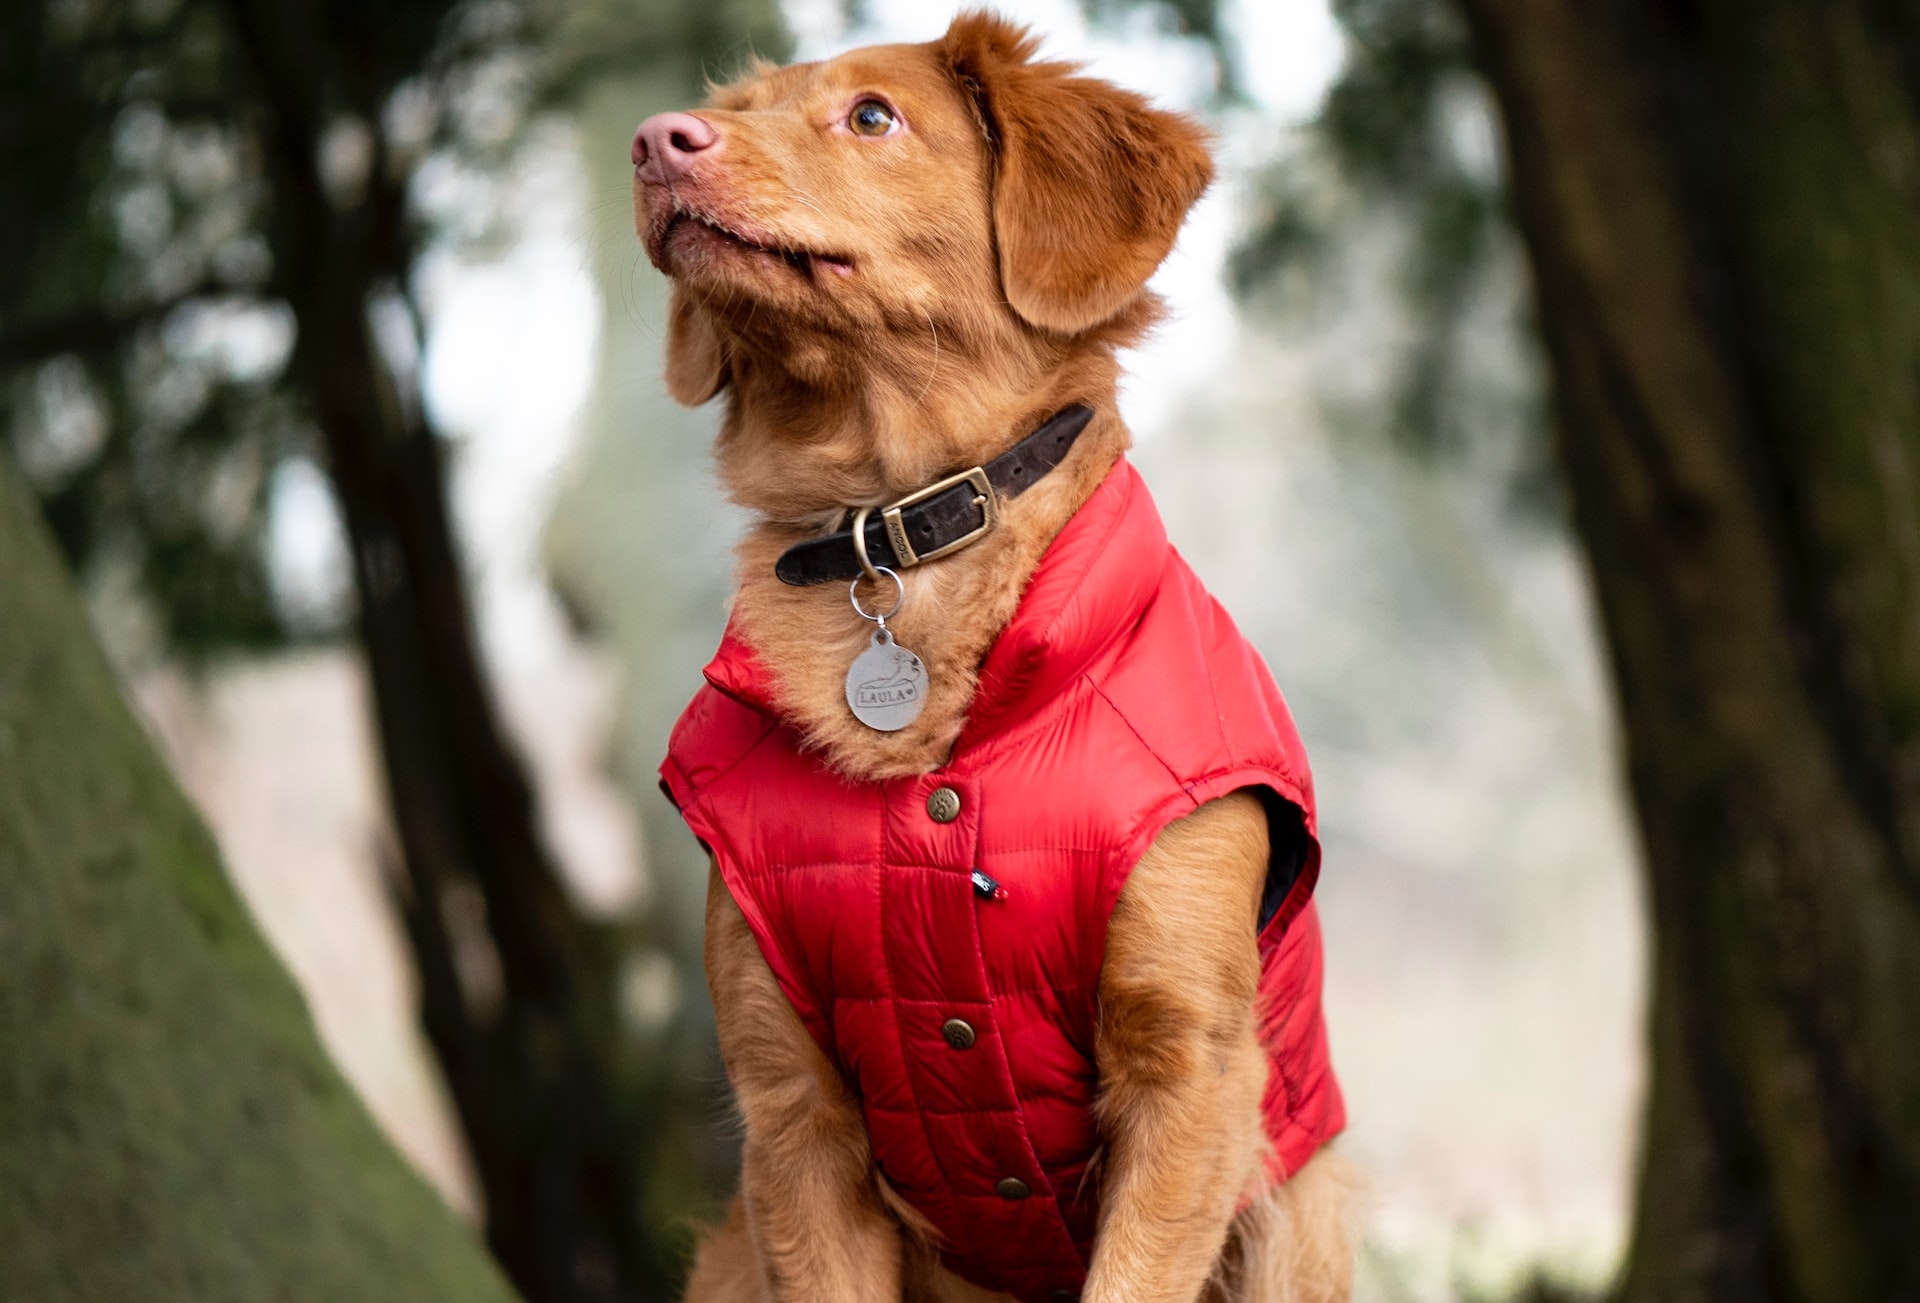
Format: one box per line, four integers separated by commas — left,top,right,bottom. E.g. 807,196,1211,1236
634,13,1358,1303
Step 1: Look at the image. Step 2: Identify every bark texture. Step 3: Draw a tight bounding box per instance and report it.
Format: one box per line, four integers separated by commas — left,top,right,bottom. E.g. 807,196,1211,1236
0,453,519,1302
1452,2,1920,1298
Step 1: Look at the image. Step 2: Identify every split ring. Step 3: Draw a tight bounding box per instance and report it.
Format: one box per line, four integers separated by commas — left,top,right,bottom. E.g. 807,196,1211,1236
850,505,884,585
849,566,906,623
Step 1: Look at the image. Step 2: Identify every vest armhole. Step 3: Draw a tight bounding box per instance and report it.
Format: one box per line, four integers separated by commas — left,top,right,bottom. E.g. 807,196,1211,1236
1248,786,1312,934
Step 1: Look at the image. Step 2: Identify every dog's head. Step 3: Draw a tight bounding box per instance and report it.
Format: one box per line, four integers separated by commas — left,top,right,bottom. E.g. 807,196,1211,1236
631,11,1214,407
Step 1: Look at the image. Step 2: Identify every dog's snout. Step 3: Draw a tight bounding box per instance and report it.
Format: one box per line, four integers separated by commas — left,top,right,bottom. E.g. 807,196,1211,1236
632,111,720,182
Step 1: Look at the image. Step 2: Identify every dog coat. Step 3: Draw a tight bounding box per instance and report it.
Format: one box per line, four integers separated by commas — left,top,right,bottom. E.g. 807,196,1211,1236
661,459,1344,1303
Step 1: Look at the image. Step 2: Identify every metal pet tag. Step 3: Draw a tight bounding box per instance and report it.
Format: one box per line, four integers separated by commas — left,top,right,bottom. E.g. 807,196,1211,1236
845,627,928,732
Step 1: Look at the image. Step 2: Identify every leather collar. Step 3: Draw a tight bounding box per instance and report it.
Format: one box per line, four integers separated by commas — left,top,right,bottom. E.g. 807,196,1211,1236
774,404,1095,586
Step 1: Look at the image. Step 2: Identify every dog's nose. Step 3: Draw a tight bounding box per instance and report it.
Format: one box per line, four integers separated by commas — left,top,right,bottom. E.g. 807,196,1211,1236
632,111,719,183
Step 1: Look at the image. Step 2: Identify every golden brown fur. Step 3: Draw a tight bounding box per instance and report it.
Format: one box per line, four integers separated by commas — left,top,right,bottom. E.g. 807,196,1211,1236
634,12,1358,1301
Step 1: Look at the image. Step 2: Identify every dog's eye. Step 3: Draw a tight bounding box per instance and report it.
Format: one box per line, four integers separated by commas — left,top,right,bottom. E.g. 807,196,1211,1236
848,100,897,137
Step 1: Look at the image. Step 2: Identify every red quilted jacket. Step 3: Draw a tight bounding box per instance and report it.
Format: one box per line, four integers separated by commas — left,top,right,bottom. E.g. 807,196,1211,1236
662,459,1343,1303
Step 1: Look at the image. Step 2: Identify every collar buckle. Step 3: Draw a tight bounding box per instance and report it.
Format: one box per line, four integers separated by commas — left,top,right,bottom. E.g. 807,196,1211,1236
773,405,1092,587
881,466,998,567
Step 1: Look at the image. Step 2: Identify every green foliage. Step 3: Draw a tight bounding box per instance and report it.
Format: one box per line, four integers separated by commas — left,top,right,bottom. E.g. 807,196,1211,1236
1078,0,1231,95
544,0,788,98
0,0,303,659
1229,0,1550,504
1083,0,1223,43
0,0,537,663
1317,0,1475,189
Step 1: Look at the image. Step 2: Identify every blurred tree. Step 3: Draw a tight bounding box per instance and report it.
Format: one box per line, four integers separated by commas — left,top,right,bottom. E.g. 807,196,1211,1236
0,452,520,1303
1237,0,1920,1295
0,0,777,1299
1459,4,1920,1296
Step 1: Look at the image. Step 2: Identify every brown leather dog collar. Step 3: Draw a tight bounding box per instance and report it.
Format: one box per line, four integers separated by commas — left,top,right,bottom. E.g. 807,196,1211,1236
774,404,1095,586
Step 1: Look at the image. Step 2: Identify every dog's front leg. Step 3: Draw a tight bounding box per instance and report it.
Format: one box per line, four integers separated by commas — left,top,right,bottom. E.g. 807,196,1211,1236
705,865,905,1303
1084,794,1273,1303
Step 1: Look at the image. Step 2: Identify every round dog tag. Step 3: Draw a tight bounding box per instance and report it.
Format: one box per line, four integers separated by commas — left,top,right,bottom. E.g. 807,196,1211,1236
845,628,928,731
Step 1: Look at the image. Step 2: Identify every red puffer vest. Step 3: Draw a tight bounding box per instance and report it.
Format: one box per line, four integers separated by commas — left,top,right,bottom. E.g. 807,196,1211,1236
662,460,1343,1303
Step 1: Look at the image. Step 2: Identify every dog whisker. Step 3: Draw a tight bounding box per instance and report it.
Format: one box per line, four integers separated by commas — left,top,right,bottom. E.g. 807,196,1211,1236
914,308,940,409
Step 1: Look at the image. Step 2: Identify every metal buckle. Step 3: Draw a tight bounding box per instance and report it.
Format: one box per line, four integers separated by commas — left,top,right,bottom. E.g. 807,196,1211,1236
880,466,997,567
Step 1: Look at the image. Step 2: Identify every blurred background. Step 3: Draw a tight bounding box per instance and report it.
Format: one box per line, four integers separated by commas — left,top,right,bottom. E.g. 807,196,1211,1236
3,0,1643,1299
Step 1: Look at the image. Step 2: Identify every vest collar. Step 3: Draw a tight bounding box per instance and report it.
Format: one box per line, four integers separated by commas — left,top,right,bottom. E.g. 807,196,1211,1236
702,458,1168,754
958,458,1165,747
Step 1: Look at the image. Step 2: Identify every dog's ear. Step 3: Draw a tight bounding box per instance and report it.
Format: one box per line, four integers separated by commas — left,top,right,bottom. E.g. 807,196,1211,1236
664,286,730,405
940,12,1214,335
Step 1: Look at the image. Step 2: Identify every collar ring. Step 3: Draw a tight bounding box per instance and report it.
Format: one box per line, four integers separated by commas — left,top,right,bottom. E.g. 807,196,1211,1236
849,505,884,584
849,566,905,624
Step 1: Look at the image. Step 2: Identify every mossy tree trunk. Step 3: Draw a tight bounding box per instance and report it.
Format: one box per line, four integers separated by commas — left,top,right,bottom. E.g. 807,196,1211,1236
1452,2,1920,1297
0,453,521,1302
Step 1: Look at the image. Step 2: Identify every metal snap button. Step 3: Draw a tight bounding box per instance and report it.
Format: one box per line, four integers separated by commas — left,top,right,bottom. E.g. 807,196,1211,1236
927,786,962,823
941,1018,976,1050
995,1177,1030,1201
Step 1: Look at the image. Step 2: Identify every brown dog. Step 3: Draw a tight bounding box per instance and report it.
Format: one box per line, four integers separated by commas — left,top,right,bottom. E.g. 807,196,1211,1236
633,13,1358,1303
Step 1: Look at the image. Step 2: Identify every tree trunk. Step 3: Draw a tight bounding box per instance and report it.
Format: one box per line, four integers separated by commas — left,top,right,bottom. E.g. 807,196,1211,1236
0,452,521,1303
214,6,680,1299
1452,2,1920,1298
